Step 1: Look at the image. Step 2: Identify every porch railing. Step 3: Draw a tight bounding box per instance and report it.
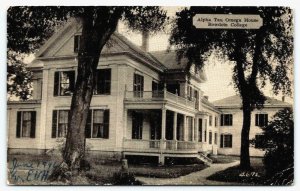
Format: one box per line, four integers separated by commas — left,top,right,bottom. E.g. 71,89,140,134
124,90,196,109
124,139,197,151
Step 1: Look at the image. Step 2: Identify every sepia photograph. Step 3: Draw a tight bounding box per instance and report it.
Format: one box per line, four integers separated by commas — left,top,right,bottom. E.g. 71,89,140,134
5,4,295,187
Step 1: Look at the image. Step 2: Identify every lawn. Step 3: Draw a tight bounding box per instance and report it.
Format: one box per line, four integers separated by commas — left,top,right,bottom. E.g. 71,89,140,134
129,163,208,178
7,154,208,185
210,155,240,164
207,157,266,185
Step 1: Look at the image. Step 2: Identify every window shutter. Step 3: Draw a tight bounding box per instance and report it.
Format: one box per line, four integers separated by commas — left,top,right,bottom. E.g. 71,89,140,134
30,111,36,138
54,72,59,96
52,110,57,138
220,115,223,126
229,135,232,147
69,71,75,94
104,110,110,138
106,69,111,94
220,134,224,148
16,112,21,138
85,110,92,138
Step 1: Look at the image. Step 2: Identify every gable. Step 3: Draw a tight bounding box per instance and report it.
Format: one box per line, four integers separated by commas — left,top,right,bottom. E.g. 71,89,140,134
33,18,166,72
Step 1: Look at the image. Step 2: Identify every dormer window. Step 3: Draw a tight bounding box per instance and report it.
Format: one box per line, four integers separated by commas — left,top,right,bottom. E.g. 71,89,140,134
74,34,82,53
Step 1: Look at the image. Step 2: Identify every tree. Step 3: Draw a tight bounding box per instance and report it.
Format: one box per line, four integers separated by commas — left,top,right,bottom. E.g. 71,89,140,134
169,7,293,170
7,6,168,177
252,108,293,185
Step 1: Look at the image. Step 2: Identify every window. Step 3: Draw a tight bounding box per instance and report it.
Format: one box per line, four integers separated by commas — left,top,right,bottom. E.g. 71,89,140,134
86,109,110,139
187,86,193,100
54,71,75,96
133,74,144,98
94,69,111,95
209,116,212,126
220,114,233,126
198,118,203,142
16,111,36,138
132,111,143,139
255,114,268,127
214,132,217,145
220,134,232,148
152,81,163,97
74,34,82,52
215,117,218,127
255,134,264,148
194,90,199,109
209,131,212,144
52,110,69,138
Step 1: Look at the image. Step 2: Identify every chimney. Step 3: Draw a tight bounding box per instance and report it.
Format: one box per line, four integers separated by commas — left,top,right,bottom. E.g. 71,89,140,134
141,31,149,52
282,96,285,102
204,96,209,100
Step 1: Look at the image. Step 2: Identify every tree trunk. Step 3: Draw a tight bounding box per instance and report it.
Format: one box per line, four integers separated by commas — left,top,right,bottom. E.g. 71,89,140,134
240,98,252,170
61,10,121,174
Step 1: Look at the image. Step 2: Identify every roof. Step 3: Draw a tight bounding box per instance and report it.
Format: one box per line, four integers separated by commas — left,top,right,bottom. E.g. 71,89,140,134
150,50,207,81
150,50,189,70
201,97,221,113
213,95,292,108
29,18,166,72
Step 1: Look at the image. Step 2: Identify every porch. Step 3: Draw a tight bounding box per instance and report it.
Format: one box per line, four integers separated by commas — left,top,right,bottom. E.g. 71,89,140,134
123,109,205,164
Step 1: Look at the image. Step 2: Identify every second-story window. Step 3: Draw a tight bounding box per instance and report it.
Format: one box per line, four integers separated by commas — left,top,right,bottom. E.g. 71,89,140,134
152,81,163,97
209,116,212,126
94,69,111,95
255,114,268,127
220,114,233,126
133,73,144,98
54,71,75,96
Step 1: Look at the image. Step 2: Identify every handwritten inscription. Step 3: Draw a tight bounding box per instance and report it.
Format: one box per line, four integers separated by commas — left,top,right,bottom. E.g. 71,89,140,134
9,158,60,183
193,14,263,29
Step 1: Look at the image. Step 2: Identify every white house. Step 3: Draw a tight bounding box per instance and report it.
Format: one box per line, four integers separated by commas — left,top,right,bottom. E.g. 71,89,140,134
213,95,292,156
7,19,292,164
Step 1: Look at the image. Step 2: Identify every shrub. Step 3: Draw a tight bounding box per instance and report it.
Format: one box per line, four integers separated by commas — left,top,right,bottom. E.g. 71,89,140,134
252,108,294,184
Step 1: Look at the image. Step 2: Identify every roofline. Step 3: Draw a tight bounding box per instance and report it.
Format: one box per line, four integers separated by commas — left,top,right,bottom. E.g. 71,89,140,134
215,104,292,109
32,51,165,73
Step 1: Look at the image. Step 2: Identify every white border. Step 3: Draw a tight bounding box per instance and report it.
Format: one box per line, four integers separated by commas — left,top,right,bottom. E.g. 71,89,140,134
0,1,299,191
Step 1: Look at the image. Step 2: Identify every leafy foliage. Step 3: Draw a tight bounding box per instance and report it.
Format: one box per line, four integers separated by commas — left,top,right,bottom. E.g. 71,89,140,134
170,6,293,107
7,51,33,100
170,6,293,169
253,108,293,179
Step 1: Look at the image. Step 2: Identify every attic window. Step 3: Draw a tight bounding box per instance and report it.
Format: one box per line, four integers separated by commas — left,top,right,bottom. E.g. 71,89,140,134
74,34,82,53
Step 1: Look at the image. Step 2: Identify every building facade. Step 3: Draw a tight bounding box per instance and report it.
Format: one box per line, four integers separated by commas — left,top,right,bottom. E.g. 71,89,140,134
7,19,292,164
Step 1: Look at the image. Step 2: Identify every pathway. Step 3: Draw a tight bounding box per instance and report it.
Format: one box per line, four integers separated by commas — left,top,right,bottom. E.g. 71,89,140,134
136,160,243,185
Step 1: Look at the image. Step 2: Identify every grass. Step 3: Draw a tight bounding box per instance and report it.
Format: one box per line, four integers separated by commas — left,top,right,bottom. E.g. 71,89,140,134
207,157,266,185
7,154,208,185
210,155,240,164
129,163,208,178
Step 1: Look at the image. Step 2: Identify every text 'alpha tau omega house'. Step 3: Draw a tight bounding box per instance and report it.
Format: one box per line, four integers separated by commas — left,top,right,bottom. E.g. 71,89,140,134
7,19,292,165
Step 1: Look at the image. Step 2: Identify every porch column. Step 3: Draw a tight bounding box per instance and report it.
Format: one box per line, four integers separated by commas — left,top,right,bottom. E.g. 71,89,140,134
183,114,187,141
160,107,166,149
191,117,195,141
123,109,127,139
173,112,177,140
173,111,177,150
195,117,199,142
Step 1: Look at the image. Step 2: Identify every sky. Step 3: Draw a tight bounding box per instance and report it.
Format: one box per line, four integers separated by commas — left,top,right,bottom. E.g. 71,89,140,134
116,7,293,103
23,6,293,103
